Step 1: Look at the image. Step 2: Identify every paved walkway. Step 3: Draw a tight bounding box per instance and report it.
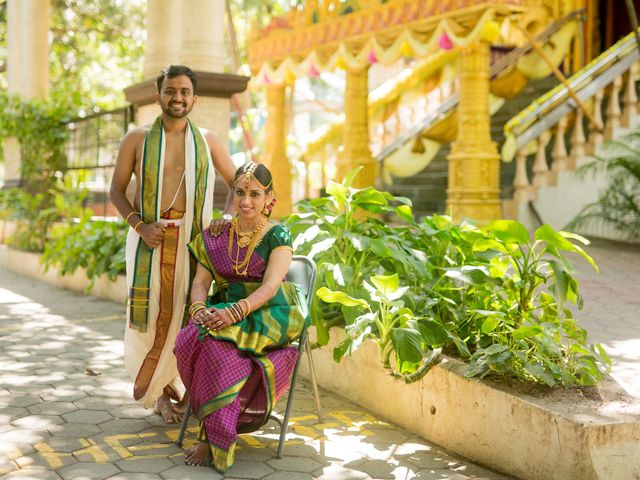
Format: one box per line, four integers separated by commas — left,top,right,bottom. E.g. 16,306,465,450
570,238,640,399
0,237,637,480
0,267,513,480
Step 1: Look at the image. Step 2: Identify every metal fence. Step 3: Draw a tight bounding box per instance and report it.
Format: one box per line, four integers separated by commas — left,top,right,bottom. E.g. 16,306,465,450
63,105,134,217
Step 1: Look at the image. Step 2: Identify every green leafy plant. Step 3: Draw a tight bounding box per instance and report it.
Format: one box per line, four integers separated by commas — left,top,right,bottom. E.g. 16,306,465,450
288,174,611,386
42,219,127,291
0,93,70,191
568,130,640,239
457,221,610,385
317,273,446,383
1,188,59,252
285,167,420,345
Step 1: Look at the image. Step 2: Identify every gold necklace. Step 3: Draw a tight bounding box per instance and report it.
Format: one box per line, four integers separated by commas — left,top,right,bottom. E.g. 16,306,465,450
234,218,263,248
228,216,267,276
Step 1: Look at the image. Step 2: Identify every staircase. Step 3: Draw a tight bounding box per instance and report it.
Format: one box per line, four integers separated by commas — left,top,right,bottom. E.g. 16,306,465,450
386,77,559,216
503,31,640,241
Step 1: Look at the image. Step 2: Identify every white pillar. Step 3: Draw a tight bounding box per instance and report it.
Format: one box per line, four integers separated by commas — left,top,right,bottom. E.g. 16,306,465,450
3,0,50,187
21,0,50,98
178,0,226,72
6,0,23,93
143,0,182,80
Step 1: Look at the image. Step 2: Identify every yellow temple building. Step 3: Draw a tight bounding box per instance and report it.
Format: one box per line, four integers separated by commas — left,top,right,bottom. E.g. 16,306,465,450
247,0,640,238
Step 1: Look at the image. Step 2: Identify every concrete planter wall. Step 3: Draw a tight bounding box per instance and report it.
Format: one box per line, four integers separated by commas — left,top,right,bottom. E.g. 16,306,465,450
0,219,127,304
0,244,127,305
299,330,640,480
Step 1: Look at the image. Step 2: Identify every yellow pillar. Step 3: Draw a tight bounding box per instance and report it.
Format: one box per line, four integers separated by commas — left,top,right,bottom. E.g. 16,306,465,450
262,84,292,218
338,66,376,188
446,40,501,223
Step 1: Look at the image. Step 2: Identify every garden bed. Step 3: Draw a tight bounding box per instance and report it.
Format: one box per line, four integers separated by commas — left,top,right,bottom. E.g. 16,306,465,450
299,329,640,480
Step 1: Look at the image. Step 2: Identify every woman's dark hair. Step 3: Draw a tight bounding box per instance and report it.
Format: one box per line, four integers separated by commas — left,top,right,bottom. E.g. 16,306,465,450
156,65,197,94
234,163,274,194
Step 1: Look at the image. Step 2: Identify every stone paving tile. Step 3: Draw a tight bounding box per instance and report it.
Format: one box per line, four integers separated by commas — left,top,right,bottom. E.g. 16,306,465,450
413,469,472,479
224,460,273,479
61,409,113,424
160,465,223,480
108,474,163,480
115,457,174,473
0,468,62,479
27,401,77,416
14,451,77,470
98,418,152,434
41,388,88,403
262,472,314,480
0,396,39,409
0,406,29,424
266,456,324,472
46,422,102,438
57,462,120,480
11,415,65,430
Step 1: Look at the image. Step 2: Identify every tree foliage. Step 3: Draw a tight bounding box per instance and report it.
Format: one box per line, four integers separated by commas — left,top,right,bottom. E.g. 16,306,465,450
0,0,145,111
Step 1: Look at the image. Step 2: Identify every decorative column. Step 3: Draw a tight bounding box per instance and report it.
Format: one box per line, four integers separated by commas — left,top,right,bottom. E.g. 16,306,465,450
3,0,50,188
338,66,376,188
262,84,292,218
178,0,226,71
143,0,181,79
446,41,501,223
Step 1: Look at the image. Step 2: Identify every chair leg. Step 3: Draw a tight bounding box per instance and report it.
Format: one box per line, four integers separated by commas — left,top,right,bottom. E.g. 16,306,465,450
305,342,323,423
176,402,192,447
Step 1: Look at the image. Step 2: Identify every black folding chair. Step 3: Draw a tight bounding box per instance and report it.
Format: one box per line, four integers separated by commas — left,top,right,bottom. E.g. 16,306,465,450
176,255,323,459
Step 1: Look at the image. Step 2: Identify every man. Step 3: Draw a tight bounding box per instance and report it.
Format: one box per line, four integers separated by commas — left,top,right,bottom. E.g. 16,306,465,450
110,65,236,423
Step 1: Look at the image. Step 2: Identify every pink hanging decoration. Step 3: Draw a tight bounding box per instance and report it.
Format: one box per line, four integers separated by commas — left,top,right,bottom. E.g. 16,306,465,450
367,50,378,64
263,73,271,84
438,33,453,51
309,65,320,77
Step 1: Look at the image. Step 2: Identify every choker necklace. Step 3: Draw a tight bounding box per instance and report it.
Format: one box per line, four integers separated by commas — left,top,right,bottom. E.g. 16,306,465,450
234,218,265,248
228,216,267,276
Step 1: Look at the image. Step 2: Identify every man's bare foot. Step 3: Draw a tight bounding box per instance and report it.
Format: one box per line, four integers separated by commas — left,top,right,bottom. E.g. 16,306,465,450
154,393,182,424
185,442,210,466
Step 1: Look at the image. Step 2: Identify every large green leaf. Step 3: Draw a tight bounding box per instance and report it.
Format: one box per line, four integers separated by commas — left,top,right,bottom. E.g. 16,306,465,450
416,319,449,346
326,180,348,205
512,325,543,340
395,204,414,224
535,224,598,272
370,273,399,295
390,327,423,373
487,220,530,245
316,287,369,308
342,166,364,188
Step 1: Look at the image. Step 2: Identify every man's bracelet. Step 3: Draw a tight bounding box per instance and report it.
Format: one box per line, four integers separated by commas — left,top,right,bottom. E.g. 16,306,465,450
133,220,144,232
125,211,137,223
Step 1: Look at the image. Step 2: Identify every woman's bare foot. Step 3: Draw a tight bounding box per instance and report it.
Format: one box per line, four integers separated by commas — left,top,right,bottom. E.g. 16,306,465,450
184,442,210,466
154,393,182,424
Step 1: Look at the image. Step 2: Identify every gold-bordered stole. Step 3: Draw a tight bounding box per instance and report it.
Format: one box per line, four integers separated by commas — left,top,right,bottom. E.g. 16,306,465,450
189,120,210,241
129,117,163,332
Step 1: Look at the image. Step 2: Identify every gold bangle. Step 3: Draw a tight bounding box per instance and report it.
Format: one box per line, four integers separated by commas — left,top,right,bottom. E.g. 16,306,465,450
133,220,144,232
237,299,251,316
125,211,137,223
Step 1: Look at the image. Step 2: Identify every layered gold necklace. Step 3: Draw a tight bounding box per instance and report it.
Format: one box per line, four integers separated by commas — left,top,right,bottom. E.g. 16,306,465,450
228,216,267,276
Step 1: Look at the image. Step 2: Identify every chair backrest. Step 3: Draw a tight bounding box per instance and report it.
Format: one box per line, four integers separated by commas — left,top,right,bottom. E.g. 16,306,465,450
285,255,317,310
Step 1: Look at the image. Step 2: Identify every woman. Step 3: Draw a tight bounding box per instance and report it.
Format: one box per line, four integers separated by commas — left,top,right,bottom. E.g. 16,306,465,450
174,162,309,472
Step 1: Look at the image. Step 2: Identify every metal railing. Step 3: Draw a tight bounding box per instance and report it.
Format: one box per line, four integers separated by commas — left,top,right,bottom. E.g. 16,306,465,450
62,105,134,217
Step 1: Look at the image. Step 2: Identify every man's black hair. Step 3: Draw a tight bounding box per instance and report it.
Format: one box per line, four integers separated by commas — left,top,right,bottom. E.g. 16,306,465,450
156,65,197,94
